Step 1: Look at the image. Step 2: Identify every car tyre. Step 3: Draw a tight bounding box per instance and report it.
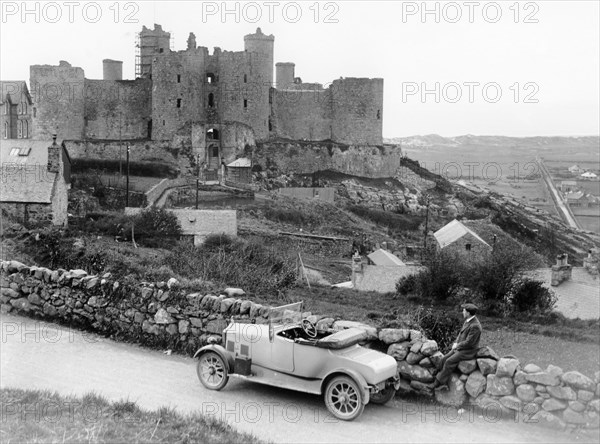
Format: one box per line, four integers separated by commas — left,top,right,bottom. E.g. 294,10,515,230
197,351,229,391
324,376,365,421
369,386,396,405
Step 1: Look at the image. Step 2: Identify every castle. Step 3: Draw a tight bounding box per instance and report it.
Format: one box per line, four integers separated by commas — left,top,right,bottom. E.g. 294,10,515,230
10,24,384,172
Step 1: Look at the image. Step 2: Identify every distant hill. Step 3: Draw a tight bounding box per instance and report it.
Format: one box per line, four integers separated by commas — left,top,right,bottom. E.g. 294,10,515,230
385,135,600,149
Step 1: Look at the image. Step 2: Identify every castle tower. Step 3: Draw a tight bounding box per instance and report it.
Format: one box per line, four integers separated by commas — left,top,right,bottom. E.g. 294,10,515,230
138,24,171,79
103,59,123,80
276,62,295,89
243,27,274,85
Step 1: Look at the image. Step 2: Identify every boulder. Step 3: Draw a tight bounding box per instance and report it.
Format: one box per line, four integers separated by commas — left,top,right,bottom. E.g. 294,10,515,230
42,302,57,317
249,303,263,319
458,359,477,375
6,260,28,273
546,385,576,401
410,341,423,354
166,324,178,336
499,395,522,411
154,308,175,324
486,375,515,396
10,298,32,311
220,298,235,313
465,371,487,398
562,408,586,425
1,288,20,299
535,384,547,393
561,371,595,391
567,401,586,413
529,411,566,430
420,340,438,357
409,330,423,341
178,320,190,334
406,352,424,365
476,346,500,360
577,390,594,402
516,384,536,402
397,361,435,383
542,398,567,412
477,358,497,376
387,342,411,361
523,363,542,374
546,364,563,378
429,352,444,370
333,320,378,341
525,372,560,387
589,399,600,413
141,320,159,335
205,319,228,334
378,328,410,344
167,277,179,289
223,287,246,297
27,293,43,306
189,317,203,328
201,295,218,309
239,300,252,315
513,370,528,386
419,357,433,368
133,312,145,324
473,393,514,417
496,357,520,378
434,374,466,407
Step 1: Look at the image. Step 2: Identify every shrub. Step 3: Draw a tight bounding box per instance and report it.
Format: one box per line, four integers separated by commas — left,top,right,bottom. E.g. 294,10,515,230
396,274,417,296
407,305,462,352
508,278,557,314
132,207,182,248
347,205,422,231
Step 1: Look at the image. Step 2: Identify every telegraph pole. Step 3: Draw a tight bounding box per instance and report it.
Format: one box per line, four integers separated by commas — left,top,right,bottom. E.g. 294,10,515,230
196,154,200,209
422,194,430,256
126,145,130,208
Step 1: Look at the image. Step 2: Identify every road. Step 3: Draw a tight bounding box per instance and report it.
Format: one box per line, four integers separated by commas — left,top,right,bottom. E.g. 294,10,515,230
536,157,580,229
0,314,594,443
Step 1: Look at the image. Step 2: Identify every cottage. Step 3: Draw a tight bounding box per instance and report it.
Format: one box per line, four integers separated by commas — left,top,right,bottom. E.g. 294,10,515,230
581,171,598,179
0,136,71,226
568,165,584,174
433,219,491,258
560,180,577,193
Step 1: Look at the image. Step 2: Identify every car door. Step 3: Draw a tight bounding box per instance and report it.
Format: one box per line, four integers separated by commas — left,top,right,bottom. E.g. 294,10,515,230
270,330,294,373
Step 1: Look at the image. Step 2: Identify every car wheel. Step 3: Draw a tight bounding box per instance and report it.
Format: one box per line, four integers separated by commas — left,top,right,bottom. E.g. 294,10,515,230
197,351,229,390
324,376,365,421
370,386,396,405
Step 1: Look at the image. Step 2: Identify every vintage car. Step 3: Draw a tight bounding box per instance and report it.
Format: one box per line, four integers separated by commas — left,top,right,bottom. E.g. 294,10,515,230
194,302,399,421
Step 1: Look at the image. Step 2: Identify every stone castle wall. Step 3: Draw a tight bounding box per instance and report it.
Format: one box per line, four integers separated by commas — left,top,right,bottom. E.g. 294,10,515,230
254,141,402,178
2,260,598,431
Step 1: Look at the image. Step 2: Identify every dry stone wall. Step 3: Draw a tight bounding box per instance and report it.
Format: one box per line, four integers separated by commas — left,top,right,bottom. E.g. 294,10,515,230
1,259,598,431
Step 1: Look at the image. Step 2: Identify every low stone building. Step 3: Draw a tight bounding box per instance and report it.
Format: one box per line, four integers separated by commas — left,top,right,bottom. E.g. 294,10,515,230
0,136,71,226
433,219,491,259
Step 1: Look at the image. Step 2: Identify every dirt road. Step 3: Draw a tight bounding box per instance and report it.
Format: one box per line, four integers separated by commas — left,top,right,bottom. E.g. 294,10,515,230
0,314,594,443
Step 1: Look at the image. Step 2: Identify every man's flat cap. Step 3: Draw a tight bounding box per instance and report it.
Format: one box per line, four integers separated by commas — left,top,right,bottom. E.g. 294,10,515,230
462,303,478,314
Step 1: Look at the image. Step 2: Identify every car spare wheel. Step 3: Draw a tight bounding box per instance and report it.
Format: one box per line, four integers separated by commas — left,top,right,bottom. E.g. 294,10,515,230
369,386,396,405
324,376,365,421
197,351,229,390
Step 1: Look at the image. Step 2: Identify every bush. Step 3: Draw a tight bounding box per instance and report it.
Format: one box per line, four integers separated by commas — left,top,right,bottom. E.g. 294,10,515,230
407,305,462,352
396,274,417,296
132,207,182,248
347,205,422,231
508,278,557,314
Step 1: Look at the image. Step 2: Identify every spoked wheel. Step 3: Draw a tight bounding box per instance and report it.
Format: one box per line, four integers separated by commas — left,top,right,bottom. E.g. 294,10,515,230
197,351,229,390
324,376,365,421
370,386,396,405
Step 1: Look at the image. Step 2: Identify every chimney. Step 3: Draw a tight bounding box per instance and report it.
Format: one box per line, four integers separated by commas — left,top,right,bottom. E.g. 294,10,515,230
47,134,61,174
551,253,572,286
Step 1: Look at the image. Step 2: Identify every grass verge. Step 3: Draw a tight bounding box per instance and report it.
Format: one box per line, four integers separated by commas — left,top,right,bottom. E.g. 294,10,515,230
0,388,265,444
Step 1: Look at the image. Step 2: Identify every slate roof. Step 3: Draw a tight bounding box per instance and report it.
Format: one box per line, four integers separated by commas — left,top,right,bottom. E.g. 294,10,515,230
367,248,405,266
0,139,56,204
169,209,236,235
227,158,251,168
433,219,490,249
528,268,600,320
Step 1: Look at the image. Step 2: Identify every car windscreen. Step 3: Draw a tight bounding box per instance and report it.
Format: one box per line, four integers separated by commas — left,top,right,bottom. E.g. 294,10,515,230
268,301,303,325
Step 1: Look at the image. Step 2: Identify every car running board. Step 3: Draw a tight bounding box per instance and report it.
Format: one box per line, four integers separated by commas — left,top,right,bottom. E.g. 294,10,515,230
231,365,322,395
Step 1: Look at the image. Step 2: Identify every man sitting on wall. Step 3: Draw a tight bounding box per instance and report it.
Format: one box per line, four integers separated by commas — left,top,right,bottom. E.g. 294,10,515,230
432,303,482,391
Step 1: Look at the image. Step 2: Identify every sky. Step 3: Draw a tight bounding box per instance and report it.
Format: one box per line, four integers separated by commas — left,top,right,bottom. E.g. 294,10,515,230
1,0,599,138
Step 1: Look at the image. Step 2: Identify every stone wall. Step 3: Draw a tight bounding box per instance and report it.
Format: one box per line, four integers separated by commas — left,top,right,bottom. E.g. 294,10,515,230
2,260,598,431
64,140,181,164
254,141,403,179
272,89,332,141
0,203,54,227
84,79,151,140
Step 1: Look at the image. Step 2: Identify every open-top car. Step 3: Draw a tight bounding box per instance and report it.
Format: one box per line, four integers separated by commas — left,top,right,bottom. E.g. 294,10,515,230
194,302,399,420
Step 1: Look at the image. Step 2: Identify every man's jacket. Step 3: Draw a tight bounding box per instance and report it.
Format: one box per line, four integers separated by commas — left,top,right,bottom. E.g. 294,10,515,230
455,316,482,352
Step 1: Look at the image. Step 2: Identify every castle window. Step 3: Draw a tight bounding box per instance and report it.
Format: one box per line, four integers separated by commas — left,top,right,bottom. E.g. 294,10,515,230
162,120,165,126
17,121,22,138
208,93,214,107
243,99,248,109
377,110,381,120
244,74,247,83
23,102,27,114
465,243,472,251
33,107,36,118
207,73,216,84
207,128,219,140
177,74,181,83
177,99,182,108
159,48,164,53
268,117,272,131
24,120,28,138
3,122,7,138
